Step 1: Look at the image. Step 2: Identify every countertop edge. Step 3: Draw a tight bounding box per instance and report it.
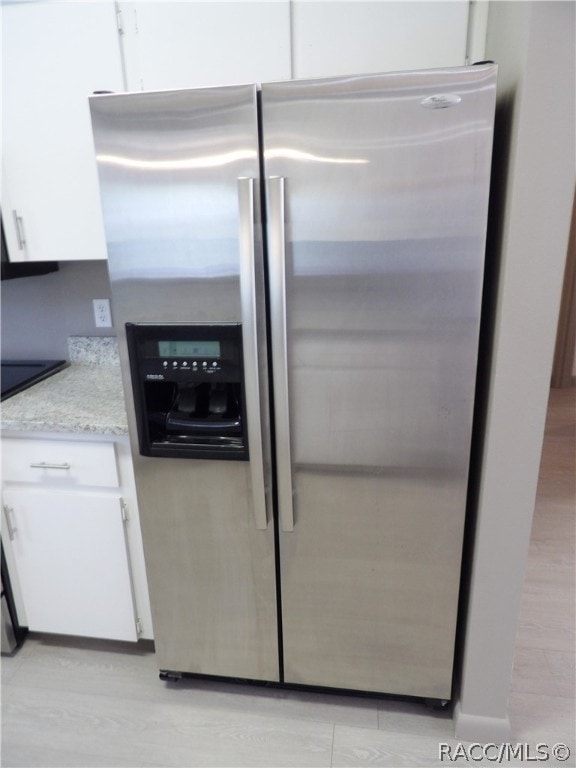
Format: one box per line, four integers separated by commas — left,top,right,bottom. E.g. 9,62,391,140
1,364,129,437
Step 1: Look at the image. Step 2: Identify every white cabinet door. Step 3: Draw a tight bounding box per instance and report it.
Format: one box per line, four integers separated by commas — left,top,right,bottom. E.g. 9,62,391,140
1,1,124,261
119,1,291,91
291,1,471,79
3,489,138,641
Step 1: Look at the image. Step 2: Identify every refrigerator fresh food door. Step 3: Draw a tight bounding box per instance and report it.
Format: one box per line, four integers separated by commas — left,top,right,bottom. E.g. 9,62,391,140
90,85,279,681
262,65,497,698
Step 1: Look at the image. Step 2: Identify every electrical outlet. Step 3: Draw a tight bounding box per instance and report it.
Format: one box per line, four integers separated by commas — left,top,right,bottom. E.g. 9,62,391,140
93,299,112,328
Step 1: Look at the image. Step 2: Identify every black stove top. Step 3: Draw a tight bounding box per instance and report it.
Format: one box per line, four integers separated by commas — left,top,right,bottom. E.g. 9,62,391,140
1,360,67,401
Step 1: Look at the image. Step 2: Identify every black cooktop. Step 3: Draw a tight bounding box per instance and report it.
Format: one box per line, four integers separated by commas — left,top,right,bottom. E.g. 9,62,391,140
1,360,67,401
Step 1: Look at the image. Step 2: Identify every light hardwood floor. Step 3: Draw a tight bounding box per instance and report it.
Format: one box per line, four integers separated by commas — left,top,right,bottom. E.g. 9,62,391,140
1,388,574,767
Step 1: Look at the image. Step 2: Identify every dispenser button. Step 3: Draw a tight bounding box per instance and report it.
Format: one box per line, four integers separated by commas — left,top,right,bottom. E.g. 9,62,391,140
182,361,189,367
212,362,218,368
202,361,208,368
172,361,178,368
163,361,168,368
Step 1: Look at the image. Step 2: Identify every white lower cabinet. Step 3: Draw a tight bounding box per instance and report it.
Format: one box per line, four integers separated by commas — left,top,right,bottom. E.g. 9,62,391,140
1,434,153,642
2,489,137,641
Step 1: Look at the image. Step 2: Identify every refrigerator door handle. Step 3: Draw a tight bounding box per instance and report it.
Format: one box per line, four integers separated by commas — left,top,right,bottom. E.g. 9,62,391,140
238,177,268,531
267,176,295,532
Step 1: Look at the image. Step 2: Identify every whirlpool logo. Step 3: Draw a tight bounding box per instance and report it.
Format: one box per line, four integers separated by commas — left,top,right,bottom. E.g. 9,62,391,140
420,94,462,109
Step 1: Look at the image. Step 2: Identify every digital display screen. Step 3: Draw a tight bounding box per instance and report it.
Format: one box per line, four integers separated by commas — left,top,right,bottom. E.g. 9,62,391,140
158,340,221,358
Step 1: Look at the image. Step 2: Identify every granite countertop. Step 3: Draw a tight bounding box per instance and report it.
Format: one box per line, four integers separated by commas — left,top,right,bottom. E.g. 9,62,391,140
1,337,129,436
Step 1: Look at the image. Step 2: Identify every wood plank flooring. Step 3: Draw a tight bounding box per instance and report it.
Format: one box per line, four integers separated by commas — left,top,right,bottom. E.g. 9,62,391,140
2,388,574,767
509,386,575,754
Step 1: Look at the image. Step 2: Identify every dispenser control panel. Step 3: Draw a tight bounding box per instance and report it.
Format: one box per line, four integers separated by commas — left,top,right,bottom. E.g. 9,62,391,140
133,331,242,382
151,340,222,374
126,323,247,461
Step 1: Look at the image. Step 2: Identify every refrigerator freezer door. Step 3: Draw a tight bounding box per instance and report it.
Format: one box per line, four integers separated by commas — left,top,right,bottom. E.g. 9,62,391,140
90,85,279,681
262,65,496,698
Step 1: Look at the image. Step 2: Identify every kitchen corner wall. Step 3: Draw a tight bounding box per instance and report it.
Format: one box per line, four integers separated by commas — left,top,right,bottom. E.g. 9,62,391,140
454,0,575,742
1,260,115,361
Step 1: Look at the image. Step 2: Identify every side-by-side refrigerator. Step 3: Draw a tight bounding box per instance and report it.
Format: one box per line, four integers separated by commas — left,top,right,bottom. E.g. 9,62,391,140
89,64,497,702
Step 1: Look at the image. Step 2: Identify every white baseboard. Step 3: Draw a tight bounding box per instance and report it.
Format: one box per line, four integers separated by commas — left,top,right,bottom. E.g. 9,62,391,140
453,700,512,743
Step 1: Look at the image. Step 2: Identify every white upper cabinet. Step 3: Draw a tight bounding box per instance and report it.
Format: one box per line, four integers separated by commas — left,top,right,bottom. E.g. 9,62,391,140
291,1,471,79
1,1,124,262
119,1,291,91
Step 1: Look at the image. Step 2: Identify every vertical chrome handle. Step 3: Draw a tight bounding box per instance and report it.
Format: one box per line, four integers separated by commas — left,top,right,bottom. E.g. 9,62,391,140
238,177,268,531
12,210,26,250
267,176,295,532
3,505,17,541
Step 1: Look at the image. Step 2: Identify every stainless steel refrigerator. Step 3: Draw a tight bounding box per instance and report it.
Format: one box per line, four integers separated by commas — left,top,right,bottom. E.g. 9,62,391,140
89,64,496,701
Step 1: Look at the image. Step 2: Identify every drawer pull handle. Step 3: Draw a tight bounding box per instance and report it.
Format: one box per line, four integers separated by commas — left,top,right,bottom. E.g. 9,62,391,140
30,462,71,470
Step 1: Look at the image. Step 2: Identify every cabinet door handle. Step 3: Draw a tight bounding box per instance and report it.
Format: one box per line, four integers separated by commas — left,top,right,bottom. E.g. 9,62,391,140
12,210,26,250
3,505,17,540
29,462,71,470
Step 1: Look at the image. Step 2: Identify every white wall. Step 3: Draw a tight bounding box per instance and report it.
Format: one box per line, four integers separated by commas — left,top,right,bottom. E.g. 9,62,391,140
455,1,575,740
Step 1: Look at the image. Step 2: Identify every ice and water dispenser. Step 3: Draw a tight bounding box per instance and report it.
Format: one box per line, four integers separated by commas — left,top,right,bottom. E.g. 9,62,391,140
126,323,248,460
